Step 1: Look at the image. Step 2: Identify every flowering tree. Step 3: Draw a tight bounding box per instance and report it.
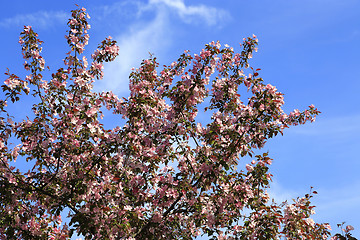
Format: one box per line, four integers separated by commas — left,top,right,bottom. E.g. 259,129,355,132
0,6,354,240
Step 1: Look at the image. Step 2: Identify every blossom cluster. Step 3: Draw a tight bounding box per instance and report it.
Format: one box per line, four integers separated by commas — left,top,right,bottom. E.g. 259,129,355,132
0,6,349,240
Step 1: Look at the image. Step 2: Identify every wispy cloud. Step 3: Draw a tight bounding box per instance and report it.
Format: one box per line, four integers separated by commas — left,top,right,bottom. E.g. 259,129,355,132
311,181,360,236
267,180,302,203
96,0,230,93
287,115,360,140
268,179,360,235
0,11,68,29
149,0,229,26
97,7,171,93
315,182,360,215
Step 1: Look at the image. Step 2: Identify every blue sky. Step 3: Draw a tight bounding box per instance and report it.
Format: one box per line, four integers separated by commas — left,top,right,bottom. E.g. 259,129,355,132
1,0,359,238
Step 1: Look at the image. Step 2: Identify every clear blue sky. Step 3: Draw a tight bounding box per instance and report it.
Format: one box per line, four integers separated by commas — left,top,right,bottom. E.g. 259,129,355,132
1,0,359,238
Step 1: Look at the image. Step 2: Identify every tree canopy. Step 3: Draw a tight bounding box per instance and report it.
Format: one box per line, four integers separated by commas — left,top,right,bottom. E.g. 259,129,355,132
0,6,356,240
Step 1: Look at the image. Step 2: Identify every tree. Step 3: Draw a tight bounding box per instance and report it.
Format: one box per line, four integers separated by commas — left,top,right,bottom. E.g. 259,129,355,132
332,223,357,240
0,6,353,240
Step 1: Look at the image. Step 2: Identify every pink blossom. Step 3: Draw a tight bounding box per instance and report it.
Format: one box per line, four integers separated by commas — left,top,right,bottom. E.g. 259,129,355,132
69,18,78,26
0,6,327,239
4,77,20,90
24,25,32,33
92,62,103,71
345,225,354,232
246,164,254,172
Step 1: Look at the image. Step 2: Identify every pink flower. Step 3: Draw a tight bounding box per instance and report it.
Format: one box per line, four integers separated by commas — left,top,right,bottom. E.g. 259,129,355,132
92,62,103,71
305,218,315,227
152,212,162,223
345,225,354,233
324,223,331,230
4,77,20,90
246,164,254,172
24,25,32,33
86,107,97,117
69,19,78,26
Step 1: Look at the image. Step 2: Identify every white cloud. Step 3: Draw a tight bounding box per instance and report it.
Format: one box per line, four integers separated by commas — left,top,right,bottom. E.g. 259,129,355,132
268,179,360,235
96,7,171,93
0,11,68,29
311,181,360,235
267,179,302,203
315,184,360,215
96,0,229,93
287,114,360,140
149,0,229,26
